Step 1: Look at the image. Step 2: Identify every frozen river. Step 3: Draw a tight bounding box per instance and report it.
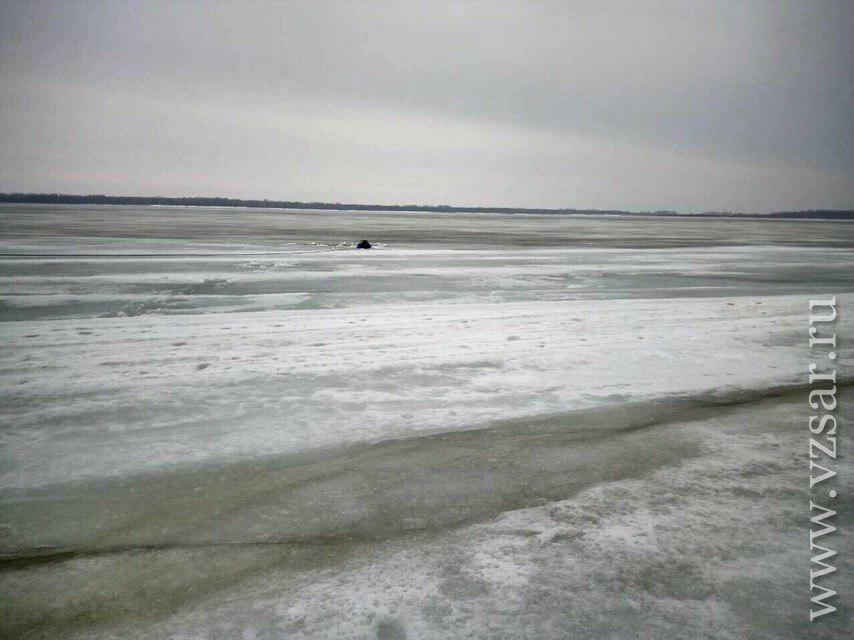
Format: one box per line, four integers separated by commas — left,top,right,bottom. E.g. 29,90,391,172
1,205,852,639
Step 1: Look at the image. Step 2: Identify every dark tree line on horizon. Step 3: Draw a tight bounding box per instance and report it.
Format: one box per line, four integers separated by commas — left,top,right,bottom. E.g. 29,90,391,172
0,193,851,220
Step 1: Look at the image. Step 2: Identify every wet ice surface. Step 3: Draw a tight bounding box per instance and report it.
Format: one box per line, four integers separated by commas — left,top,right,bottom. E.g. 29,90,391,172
0,205,852,638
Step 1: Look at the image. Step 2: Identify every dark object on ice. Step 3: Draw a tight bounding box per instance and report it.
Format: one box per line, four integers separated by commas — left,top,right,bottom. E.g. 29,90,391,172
356,239,372,249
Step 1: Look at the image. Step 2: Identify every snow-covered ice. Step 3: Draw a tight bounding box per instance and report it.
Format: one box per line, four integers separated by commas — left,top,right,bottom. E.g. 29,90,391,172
0,205,851,639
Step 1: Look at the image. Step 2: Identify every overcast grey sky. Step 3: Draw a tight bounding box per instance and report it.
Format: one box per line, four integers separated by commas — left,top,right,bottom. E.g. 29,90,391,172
1,1,852,211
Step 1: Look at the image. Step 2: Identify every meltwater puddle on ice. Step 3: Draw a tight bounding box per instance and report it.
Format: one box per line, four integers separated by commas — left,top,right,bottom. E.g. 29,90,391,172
1,379,832,564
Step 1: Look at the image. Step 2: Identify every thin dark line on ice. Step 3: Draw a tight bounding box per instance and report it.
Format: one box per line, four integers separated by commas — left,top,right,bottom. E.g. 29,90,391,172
0,248,349,258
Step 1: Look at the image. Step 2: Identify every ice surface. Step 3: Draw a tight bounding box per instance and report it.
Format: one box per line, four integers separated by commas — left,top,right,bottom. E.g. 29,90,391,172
0,205,851,639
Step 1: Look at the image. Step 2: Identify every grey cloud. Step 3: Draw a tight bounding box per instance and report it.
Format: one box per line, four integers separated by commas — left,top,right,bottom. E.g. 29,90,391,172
1,0,852,210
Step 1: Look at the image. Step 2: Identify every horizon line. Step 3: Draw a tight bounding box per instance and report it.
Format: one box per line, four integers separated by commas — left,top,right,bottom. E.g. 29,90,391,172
1,192,852,220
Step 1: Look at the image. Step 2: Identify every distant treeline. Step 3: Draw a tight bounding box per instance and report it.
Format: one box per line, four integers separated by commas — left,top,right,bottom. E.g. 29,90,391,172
1,193,852,219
